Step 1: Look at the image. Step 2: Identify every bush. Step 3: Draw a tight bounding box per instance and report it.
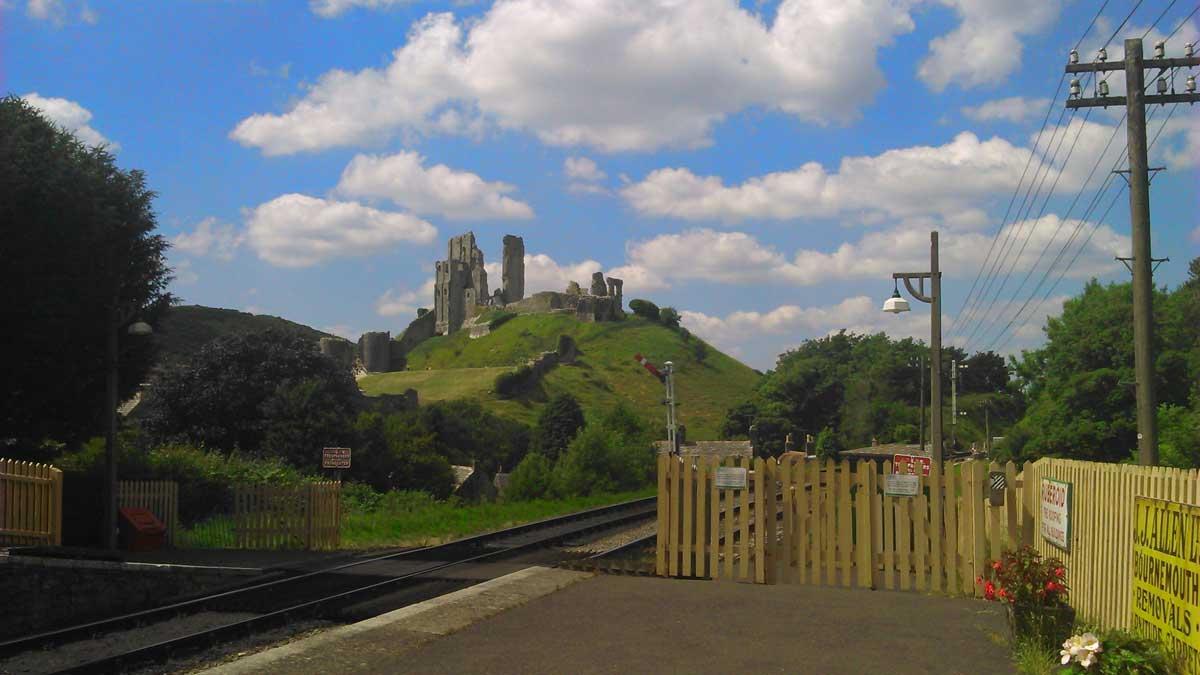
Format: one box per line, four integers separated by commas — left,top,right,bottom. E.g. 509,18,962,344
658,306,681,328
549,407,655,498
628,299,660,321
494,365,536,399
506,452,553,501
531,394,585,461
814,426,841,459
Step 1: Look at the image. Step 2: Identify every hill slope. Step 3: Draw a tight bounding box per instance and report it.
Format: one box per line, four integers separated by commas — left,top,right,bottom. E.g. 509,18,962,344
359,314,760,439
155,305,336,366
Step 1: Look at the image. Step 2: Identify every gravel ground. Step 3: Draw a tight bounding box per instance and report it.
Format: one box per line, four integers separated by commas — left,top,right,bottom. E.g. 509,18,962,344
559,521,655,555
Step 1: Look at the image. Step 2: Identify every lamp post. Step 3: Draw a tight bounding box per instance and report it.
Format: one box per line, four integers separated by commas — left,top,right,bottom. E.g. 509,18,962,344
883,231,943,476
104,302,152,551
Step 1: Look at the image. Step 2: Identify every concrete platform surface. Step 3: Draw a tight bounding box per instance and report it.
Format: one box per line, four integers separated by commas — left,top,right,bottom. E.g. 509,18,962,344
207,571,1015,675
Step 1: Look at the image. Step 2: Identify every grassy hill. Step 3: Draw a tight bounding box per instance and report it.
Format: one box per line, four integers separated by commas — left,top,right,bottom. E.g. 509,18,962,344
155,305,336,366
359,313,760,439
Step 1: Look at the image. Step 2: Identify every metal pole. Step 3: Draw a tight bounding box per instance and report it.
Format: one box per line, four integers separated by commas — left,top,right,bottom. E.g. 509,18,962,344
930,232,943,474
104,302,119,550
1124,38,1158,465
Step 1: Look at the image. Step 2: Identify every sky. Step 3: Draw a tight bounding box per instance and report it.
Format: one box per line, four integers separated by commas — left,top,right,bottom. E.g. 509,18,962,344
5,0,1198,370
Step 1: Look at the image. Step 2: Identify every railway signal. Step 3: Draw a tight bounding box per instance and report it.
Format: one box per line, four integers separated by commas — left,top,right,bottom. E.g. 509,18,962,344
634,354,678,453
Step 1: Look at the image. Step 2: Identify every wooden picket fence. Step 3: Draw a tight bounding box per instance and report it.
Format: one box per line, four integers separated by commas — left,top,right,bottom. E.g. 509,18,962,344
656,454,1032,597
1025,458,1200,630
118,480,180,546
233,482,341,551
0,459,63,546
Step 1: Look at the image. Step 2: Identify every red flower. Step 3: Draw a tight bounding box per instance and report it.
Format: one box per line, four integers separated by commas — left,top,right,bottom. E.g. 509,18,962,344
984,581,996,600
992,561,1002,571
1055,567,1065,578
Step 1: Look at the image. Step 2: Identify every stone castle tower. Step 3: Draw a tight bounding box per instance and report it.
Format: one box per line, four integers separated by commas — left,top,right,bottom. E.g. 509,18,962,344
434,232,526,335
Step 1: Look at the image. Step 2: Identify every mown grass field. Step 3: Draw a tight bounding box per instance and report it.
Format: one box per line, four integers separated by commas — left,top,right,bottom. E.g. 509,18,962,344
359,314,761,439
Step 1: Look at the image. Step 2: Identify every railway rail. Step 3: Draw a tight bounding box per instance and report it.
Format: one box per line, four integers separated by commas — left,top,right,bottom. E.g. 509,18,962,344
0,496,655,674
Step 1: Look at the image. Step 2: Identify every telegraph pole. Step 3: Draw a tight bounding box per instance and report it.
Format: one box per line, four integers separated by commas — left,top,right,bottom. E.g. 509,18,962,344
1066,38,1200,465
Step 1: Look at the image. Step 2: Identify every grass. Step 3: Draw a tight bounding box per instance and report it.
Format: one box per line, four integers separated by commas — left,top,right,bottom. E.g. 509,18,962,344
1012,637,1060,675
361,314,761,439
340,487,656,549
358,366,513,402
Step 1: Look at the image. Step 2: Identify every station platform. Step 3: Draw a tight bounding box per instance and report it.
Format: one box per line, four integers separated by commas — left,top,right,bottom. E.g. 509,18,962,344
204,569,1014,675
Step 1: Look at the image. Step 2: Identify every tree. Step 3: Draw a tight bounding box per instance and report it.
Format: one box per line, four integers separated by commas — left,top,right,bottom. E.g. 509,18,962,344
140,330,362,455
628,299,660,322
658,306,681,329
531,393,585,461
1,96,173,450
962,351,1009,393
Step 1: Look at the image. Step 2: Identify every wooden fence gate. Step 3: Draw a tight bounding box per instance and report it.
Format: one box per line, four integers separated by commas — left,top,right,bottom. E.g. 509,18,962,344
657,454,1033,597
233,482,341,550
118,480,180,546
0,459,63,546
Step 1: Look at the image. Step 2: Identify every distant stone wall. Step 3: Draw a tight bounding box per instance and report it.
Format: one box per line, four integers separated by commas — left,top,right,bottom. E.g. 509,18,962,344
394,311,436,356
359,331,391,373
319,337,356,369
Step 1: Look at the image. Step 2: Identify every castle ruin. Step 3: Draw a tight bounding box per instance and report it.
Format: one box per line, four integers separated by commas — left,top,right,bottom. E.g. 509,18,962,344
341,231,625,372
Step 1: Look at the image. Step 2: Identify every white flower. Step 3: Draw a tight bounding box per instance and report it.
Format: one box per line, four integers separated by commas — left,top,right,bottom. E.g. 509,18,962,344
1061,633,1102,669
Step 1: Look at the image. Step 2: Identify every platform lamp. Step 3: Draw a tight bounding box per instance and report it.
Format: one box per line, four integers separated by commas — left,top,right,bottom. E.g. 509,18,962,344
882,231,943,476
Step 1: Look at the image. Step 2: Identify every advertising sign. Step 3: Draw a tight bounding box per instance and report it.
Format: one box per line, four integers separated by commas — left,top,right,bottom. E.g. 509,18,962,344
715,467,748,490
893,454,931,477
322,447,352,469
1039,478,1071,551
1131,497,1200,674
884,473,920,497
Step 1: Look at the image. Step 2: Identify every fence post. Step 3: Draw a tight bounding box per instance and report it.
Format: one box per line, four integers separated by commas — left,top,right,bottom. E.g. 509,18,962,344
855,460,873,589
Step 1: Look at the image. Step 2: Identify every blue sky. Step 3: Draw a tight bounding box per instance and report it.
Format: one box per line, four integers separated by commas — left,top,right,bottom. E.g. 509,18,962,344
6,0,1198,370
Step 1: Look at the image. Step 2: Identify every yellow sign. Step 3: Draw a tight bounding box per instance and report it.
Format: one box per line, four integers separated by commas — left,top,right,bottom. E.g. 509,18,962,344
1132,497,1200,674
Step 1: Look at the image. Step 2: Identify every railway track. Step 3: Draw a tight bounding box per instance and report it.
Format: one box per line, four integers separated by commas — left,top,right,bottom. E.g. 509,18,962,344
0,496,655,674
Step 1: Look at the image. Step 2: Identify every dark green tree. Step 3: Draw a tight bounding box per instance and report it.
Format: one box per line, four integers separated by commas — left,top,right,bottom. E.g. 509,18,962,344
628,299,660,322
140,330,362,455
531,393,586,461
658,306,681,328
1,95,173,450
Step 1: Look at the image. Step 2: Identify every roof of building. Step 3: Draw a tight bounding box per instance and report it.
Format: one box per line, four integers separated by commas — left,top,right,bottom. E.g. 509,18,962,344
839,442,928,459
654,440,754,457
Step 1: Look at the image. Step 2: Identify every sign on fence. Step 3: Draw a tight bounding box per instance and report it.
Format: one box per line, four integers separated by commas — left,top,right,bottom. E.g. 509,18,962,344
714,467,748,490
884,473,920,497
1131,497,1200,674
893,454,931,477
1040,478,1071,551
322,447,351,469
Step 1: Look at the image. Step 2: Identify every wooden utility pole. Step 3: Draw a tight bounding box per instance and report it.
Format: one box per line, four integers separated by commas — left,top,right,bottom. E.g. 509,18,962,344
892,232,942,474
1066,38,1200,465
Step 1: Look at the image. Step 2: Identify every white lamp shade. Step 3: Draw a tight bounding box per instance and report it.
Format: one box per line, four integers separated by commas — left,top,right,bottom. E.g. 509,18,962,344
882,296,910,314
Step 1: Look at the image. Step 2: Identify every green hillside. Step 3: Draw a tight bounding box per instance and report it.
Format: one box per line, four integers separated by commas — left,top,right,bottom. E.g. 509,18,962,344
155,305,336,366
360,314,760,439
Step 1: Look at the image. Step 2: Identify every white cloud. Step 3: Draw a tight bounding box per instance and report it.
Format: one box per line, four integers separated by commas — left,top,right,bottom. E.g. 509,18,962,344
25,0,62,22
485,254,603,295
617,220,1127,289
245,194,437,268
1192,225,1200,245
172,217,243,261
333,151,534,220
1162,113,1200,170
622,132,1035,224
21,93,118,150
962,96,1051,123
172,259,198,285
231,0,916,154
320,324,357,340
376,278,436,317
310,0,411,18
564,156,606,182
918,0,1060,91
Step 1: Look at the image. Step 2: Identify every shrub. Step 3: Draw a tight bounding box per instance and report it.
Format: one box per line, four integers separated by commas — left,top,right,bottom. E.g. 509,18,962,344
628,299,660,321
1057,628,1179,674
549,409,655,498
494,365,536,398
506,452,553,501
531,394,585,461
814,426,841,459
658,306,681,328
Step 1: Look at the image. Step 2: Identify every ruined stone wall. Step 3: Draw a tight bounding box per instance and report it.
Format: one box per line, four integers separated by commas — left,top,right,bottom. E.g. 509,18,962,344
318,337,356,370
502,235,525,303
394,310,436,356
359,331,391,373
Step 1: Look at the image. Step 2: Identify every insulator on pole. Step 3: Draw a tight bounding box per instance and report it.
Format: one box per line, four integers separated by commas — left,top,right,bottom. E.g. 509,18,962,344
1070,78,1082,98
1157,76,1168,94
1098,47,1107,62
1069,48,1079,64
1154,41,1165,59
1187,74,1196,93
1099,79,1109,97
1186,42,1194,58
